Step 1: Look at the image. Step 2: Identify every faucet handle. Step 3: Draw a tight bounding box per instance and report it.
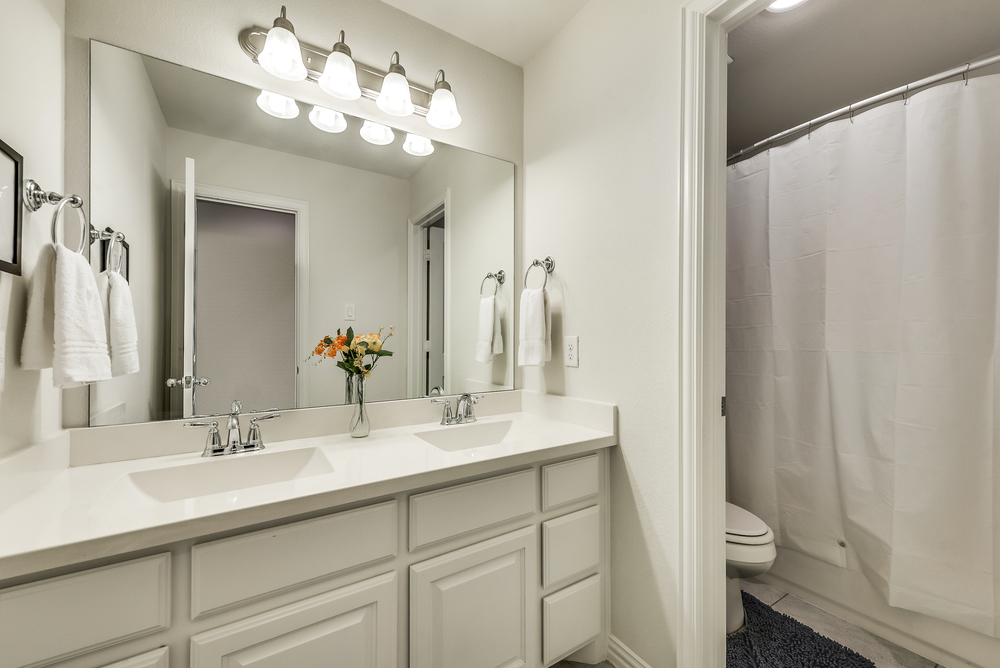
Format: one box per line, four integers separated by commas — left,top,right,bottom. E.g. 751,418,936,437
230,400,243,415
186,420,224,457
431,398,454,425
246,414,279,451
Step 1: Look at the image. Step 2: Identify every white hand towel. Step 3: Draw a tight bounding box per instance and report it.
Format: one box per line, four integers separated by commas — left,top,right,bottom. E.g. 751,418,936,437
107,271,140,376
53,243,112,386
475,295,504,363
517,287,551,367
21,243,57,369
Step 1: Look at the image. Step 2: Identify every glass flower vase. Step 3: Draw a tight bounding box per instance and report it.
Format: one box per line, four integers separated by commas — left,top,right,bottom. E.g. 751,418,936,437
348,373,370,438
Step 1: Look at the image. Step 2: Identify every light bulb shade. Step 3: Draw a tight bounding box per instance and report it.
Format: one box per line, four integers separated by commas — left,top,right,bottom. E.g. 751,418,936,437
766,0,809,11
309,106,347,133
360,120,395,145
403,133,434,157
376,71,415,117
256,90,299,119
319,51,362,100
258,26,307,81
426,87,462,129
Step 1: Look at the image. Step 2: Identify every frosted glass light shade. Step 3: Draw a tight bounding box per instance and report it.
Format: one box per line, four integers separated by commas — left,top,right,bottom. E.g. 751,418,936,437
766,0,809,11
376,71,415,117
256,90,299,119
258,26,307,81
319,51,362,100
403,134,434,157
426,87,462,129
360,120,395,145
309,106,347,133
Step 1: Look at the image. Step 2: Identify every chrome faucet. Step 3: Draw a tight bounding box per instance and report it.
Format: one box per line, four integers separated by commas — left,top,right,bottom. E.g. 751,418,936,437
185,401,280,457
431,394,483,426
431,397,458,425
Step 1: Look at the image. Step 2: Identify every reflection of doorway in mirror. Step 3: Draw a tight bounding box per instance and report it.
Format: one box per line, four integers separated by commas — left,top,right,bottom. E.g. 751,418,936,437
425,219,445,396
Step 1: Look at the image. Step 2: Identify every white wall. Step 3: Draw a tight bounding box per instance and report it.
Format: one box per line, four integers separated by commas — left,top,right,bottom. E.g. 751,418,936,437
0,0,65,458
524,1,684,665
409,145,515,394
163,128,411,405
63,0,524,426
88,43,169,426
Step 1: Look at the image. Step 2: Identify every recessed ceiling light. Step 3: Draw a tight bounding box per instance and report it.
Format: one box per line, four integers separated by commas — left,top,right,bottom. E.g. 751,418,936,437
766,0,810,12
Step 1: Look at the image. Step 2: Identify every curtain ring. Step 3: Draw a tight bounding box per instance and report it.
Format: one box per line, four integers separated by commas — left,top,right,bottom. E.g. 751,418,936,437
849,103,855,124
902,84,909,106
964,63,971,86
50,196,88,254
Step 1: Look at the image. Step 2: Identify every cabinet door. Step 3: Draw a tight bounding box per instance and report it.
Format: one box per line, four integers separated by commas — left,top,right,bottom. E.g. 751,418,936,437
410,526,538,668
190,572,396,668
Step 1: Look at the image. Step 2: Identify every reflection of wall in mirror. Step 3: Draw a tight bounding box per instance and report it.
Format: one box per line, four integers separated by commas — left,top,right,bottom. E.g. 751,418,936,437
409,145,515,394
89,43,169,426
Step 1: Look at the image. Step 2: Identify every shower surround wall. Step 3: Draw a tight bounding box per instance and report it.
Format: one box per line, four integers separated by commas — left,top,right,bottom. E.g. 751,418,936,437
727,76,1000,665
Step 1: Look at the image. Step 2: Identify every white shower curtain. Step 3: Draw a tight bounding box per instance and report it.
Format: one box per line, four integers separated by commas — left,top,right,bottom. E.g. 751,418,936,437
726,74,1000,637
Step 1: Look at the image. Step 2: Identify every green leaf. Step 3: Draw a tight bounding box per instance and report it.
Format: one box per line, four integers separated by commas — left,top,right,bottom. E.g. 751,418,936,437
376,349,393,357
337,328,342,336
323,336,333,345
345,327,354,346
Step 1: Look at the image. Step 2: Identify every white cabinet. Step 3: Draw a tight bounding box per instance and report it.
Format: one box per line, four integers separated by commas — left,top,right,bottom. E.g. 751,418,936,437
410,527,538,668
190,572,396,668
96,648,169,668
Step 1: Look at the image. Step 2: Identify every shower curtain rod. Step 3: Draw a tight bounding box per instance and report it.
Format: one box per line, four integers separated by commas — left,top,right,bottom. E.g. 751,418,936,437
728,51,1000,164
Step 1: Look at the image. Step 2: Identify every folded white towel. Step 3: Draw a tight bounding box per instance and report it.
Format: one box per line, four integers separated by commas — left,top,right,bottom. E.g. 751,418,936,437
475,295,504,363
21,243,57,370
517,287,551,367
53,243,112,386
107,271,140,376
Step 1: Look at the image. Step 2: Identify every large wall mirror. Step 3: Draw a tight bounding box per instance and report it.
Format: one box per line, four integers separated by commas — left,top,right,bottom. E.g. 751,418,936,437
88,41,514,427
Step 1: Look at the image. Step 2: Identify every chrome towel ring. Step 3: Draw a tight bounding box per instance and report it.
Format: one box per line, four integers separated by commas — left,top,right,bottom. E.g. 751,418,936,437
50,196,88,254
524,256,555,289
105,231,126,274
480,269,506,297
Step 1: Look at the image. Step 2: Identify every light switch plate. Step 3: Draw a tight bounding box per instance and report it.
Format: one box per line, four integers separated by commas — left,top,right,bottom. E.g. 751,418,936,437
345,303,356,321
564,335,579,367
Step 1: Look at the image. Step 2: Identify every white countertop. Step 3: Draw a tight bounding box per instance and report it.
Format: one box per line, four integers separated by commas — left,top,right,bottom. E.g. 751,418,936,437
0,409,615,580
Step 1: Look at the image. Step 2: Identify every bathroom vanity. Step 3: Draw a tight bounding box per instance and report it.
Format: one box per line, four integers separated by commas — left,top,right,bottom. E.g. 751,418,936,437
0,392,615,668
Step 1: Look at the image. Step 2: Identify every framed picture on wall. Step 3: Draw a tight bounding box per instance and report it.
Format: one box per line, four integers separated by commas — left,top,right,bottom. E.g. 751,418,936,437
0,138,23,276
99,228,130,282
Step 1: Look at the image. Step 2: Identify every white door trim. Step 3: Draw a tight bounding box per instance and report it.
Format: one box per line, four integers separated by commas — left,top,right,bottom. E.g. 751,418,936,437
169,180,311,408
677,1,772,666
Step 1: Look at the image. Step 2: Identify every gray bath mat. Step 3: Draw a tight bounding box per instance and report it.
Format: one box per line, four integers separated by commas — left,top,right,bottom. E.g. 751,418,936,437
727,592,877,667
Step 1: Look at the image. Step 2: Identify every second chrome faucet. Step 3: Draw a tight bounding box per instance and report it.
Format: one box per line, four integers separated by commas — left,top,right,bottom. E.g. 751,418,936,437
431,393,484,426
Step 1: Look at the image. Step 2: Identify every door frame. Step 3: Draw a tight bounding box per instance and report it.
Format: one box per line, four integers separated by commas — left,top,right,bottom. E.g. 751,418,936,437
169,180,311,408
407,189,452,397
678,0,772,666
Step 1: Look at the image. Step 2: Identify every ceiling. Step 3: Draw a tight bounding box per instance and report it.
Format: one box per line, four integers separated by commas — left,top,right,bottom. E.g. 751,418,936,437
728,0,1000,155
142,54,443,181
378,0,589,66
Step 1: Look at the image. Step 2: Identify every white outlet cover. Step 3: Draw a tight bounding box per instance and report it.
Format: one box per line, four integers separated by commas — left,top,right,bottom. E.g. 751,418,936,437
564,335,579,368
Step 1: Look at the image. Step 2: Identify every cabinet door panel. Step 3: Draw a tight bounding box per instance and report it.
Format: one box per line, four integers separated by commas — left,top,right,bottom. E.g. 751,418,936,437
191,572,395,668
98,647,169,668
410,526,537,668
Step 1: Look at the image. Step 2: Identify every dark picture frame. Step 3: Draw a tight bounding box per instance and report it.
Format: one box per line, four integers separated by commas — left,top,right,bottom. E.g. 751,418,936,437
0,138,24,276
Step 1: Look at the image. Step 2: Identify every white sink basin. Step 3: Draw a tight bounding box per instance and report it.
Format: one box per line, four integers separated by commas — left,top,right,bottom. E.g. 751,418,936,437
127,447,334,502
415,420,514,452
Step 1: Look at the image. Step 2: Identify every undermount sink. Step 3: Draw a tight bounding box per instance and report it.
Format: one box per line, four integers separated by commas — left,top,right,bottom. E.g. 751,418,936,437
415,420,514,452
127,447,334,502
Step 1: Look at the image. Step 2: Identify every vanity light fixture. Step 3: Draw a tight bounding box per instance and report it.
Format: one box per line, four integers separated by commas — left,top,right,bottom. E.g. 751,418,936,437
426,71,462,130
318,31,362,100
309,105,347,133
402,133,434,157
256,6,307,81
360,120,395,145
766,0,810,12
375,52,415,117
256,90,299,119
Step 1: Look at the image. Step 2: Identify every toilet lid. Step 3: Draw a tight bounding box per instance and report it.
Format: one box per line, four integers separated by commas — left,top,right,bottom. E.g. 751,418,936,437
726,503,774,545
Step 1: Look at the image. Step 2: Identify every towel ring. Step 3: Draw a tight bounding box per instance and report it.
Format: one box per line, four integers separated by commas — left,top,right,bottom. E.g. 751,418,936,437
480,269,506,297
524,256,555,290
106,232,126,274
50,196,88,254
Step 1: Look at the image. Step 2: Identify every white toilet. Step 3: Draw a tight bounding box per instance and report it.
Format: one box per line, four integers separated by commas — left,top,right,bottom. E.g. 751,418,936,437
725,502,776,633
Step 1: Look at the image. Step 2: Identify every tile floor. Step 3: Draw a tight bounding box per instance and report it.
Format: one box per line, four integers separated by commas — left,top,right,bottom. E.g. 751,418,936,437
739,579,941,668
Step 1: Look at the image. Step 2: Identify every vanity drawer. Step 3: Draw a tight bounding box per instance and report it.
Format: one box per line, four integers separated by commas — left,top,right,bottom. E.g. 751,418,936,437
542,505,601,588
409,469,535,550
97,647,169,668
191,500,397,618
542,574,602,665
0,554,170,668
542,454,599,511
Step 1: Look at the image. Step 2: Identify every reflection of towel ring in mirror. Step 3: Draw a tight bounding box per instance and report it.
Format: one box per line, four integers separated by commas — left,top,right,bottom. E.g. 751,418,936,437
480,269,506,297
524,256,555,289
106,231,126,274
50,196,88,254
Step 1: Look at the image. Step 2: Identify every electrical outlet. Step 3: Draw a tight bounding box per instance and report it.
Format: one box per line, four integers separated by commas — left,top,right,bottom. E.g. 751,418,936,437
564,335,579,367
345,303,356,321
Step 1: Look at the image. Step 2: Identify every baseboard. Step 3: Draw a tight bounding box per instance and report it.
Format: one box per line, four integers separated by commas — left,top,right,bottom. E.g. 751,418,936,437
607,635,652,668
